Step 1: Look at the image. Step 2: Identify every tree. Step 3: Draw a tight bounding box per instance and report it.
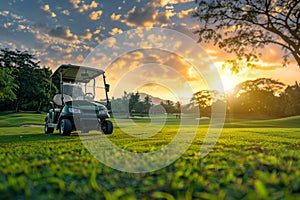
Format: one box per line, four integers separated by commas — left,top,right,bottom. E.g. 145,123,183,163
228,78,286,97
175,101,181,112
283,81,300,116
160,100,177,114
33,67,53,113
143,95,152,113
111,92,131,117
191,90,225,117
227,78,286,117
0,48,52,112
0,68,18,102
129,92,140,114
194,0,300,72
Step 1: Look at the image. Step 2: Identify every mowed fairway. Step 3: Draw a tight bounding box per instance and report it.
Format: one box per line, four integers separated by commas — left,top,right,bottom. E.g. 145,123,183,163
0,113,299,199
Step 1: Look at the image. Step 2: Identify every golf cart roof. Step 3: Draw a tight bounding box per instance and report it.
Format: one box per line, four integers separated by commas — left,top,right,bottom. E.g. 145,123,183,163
50,64,105,83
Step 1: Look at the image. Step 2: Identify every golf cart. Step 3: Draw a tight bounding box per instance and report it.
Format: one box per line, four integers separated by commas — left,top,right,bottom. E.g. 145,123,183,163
44,64,113,135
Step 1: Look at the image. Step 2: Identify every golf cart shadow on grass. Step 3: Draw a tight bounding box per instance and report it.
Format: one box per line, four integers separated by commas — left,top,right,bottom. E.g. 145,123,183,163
44,64,113,136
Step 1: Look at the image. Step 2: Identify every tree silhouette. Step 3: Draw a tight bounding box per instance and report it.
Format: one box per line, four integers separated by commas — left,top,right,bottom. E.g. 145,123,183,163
284,81,300,116
227,78,286,117
191,90,225,117
194,0,300,72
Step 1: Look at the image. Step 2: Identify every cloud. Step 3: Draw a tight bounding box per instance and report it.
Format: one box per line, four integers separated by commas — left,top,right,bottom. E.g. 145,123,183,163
168,0,194,4
177,8,194,19
70,0,99,13
81,29,93,40
0,10,9,17
147,0,169,7
109,27,123,35
41,4,56,18
93,29,101,34
110,13,121,21
76,54,84,61
89,10,103,20
32,22,49,32
123,1,171,27
48,26,77,41
41,4,50,11
61,9,70,15
69,0,81,8
89,1,98,9
3,22,13,28
18,25,26,30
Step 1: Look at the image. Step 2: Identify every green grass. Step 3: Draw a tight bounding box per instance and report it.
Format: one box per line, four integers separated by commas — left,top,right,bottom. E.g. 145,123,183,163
0,112,299,199
0,112,45,127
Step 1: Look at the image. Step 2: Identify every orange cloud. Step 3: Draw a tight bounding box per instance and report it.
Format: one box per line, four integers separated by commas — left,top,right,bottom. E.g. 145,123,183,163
81,29,93,40
123,2,170,27
41,4,56,18
110,13,121,21
48,26,78,41
109,27,123,35
177,8,194,19
89,10,103,20
70,0,98,12
18,24,26,30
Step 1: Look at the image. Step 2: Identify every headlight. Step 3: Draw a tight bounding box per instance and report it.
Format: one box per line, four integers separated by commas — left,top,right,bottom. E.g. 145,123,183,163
98,109,107,115
69,108,81,113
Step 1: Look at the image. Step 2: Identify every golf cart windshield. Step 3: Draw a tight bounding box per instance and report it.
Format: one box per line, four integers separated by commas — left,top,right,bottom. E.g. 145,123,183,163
62,83,84,99
62,80,107,102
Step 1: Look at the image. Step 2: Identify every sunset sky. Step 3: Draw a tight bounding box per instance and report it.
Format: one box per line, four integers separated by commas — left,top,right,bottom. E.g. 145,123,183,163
1,0,299,102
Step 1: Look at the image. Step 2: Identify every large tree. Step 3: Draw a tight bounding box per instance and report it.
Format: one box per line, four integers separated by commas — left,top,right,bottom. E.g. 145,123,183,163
194,0,300,72
283,81,300,116
227,78,286,117
0,49,52,112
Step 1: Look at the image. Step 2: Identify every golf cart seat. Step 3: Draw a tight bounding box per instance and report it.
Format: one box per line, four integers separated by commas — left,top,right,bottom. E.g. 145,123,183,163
53,94,72,106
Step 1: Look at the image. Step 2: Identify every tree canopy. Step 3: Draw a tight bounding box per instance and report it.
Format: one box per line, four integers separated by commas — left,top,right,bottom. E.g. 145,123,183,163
0,68,18,102
191,78,300,118
0,49,53,112
194,0,300,72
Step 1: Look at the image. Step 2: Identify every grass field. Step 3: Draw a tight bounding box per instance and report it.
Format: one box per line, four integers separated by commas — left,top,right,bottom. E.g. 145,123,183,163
0,112,299,199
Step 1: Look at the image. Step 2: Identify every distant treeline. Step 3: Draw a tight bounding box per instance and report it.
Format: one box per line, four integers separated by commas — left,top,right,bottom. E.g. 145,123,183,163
111,78,300,119
1,49,300,119
111,92,181,117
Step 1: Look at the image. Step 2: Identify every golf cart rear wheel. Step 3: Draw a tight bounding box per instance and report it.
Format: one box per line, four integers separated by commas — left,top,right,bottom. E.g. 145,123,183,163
45,116,54,134
101,120,113,134
60,119,72,136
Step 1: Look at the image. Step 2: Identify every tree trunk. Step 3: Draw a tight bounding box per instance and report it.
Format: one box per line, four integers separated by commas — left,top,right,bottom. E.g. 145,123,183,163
36,102,42,113
15,100,20,112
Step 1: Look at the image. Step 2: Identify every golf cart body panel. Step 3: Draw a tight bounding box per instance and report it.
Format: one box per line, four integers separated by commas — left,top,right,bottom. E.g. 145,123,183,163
45,64,113,135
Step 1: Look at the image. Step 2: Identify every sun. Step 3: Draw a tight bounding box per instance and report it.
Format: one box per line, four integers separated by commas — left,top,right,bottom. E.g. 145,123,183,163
214,62,242,91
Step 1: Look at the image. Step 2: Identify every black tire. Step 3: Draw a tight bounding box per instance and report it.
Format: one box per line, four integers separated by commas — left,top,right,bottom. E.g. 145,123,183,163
101,120,113,134
59,119,72,136
45,116,54,134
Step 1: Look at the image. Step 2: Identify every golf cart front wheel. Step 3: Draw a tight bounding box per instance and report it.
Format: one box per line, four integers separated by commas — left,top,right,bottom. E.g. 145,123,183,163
45,123,54,134
101,120,113,134
60,119,72,136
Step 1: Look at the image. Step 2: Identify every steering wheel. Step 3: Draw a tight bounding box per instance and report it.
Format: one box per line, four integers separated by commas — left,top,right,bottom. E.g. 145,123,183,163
85,92,94,99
